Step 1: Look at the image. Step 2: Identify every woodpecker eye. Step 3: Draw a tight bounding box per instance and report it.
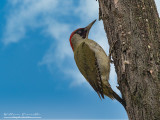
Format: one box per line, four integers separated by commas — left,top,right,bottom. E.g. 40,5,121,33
76,29,83,35
78,30,82,34
75,28,87,39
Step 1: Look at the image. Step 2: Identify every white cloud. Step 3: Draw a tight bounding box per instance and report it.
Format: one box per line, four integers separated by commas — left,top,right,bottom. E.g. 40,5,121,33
3,0,70,44
76,0,99,21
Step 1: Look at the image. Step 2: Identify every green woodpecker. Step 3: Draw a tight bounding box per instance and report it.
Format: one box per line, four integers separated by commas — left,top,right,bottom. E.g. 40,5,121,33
69,20,125,106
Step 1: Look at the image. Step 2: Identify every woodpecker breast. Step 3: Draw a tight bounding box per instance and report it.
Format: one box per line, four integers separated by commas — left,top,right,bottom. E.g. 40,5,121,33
72,34,111,99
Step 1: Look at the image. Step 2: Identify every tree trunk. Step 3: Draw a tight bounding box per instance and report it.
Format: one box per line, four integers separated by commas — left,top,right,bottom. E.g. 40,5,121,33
97,0,160,120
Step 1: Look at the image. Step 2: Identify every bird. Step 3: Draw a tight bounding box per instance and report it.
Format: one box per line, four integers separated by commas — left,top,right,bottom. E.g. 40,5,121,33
69,20,125,107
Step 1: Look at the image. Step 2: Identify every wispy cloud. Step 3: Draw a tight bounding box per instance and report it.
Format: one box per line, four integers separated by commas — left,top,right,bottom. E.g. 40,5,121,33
3,0,74,44
76,0,98,21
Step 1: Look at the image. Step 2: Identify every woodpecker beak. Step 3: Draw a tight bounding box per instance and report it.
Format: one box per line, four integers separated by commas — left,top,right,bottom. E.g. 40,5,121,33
85,19,96,38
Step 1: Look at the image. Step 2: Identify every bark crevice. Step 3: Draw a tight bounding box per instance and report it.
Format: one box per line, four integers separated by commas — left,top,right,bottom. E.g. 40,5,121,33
97,0,160,119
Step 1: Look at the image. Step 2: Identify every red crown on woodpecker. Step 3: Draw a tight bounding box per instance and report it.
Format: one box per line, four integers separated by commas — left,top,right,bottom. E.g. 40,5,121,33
69,20,96,50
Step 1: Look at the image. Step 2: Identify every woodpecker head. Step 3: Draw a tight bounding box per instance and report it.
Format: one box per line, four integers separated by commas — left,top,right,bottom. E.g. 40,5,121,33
69,20,96,50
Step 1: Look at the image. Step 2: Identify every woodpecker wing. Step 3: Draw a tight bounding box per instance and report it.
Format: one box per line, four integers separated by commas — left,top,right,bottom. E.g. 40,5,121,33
74,41,104,99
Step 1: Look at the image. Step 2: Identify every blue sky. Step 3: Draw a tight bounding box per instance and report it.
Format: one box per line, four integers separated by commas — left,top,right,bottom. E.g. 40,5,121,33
0,0,159,119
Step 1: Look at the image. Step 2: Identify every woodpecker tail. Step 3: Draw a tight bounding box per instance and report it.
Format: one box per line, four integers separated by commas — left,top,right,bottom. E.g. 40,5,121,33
103,87,126,109
112,90,126,109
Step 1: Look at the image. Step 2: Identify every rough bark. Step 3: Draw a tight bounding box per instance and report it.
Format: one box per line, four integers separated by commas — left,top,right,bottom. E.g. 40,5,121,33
97,0,160,120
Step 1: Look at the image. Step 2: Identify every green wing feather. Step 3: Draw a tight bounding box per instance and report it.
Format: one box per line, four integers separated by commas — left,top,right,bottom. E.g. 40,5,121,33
74,42,104,99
